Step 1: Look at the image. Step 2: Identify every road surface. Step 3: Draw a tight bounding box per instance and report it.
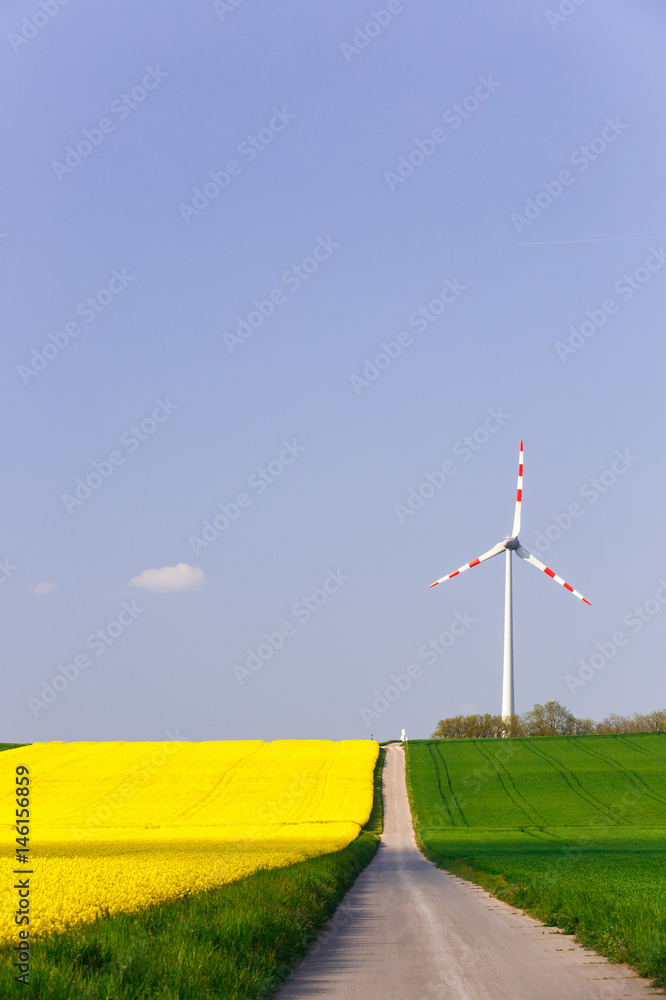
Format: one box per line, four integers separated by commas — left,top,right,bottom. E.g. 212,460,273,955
277,743,659,999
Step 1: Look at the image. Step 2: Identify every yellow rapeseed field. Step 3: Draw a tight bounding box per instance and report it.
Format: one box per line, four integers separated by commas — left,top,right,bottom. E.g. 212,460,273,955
1,739,377,940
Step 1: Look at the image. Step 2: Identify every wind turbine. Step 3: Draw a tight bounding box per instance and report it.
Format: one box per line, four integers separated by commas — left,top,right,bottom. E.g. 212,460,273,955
428,441,590,720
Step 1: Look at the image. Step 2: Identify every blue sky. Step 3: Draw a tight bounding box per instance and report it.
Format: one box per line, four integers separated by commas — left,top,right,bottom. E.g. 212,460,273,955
1,0,665,742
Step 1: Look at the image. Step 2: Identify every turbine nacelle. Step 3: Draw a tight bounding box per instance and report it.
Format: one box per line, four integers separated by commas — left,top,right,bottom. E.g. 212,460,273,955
429,441,590,605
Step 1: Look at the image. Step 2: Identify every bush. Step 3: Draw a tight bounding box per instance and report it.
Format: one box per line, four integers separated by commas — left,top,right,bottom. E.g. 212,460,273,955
431,701,666,739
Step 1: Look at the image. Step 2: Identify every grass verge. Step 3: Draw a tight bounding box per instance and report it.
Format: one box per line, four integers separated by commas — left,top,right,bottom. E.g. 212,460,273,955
442,854,666,988
0,748,383,999
363,746,385,836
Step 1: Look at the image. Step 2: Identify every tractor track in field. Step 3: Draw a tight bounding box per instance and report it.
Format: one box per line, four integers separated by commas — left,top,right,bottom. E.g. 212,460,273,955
277,744,659,1000
570,737,666,812
427,742,456,826
432,742,468,826
608,733,666,766
474,740,545,827
523,739,633,825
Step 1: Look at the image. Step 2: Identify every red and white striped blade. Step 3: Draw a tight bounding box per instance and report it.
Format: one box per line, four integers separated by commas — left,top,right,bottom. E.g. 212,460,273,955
511,439,524,537
429,542,505,588
515,546,591,604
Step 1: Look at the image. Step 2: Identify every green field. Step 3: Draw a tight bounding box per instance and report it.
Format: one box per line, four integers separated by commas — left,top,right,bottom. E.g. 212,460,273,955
405,733,666,986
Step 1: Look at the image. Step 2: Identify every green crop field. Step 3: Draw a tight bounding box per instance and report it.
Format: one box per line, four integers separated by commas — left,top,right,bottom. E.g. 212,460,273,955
405,733,666,986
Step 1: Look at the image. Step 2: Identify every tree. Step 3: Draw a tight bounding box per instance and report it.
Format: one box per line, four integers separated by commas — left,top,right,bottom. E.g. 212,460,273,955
431,702,666,739
431,713,519,739
519,701,577,736
570,716,595,735
596,709,666,734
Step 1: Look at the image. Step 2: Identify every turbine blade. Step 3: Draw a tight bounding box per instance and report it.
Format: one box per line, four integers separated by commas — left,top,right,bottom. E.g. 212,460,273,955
429,542,505,588
511,439,524,537
516,546,591,604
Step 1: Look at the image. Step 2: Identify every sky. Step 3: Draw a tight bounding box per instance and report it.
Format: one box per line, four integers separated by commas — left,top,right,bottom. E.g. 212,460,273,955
1,0,665,744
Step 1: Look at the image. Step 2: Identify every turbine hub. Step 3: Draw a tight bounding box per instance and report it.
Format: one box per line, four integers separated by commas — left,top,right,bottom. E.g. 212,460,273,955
504,536,520,550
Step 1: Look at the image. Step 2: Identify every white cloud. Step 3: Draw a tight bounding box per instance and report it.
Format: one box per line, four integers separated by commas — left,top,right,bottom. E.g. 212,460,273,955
128,563,206,592
32,582,55,594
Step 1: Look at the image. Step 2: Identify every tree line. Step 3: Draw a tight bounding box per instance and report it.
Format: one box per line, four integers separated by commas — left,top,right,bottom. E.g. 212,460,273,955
431,701,666,739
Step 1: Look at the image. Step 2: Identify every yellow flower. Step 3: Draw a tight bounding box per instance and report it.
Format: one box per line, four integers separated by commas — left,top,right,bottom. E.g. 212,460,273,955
1,739,377,939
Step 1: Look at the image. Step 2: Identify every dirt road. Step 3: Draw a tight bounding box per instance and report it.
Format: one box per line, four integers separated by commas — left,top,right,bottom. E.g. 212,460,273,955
277,743,658,999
